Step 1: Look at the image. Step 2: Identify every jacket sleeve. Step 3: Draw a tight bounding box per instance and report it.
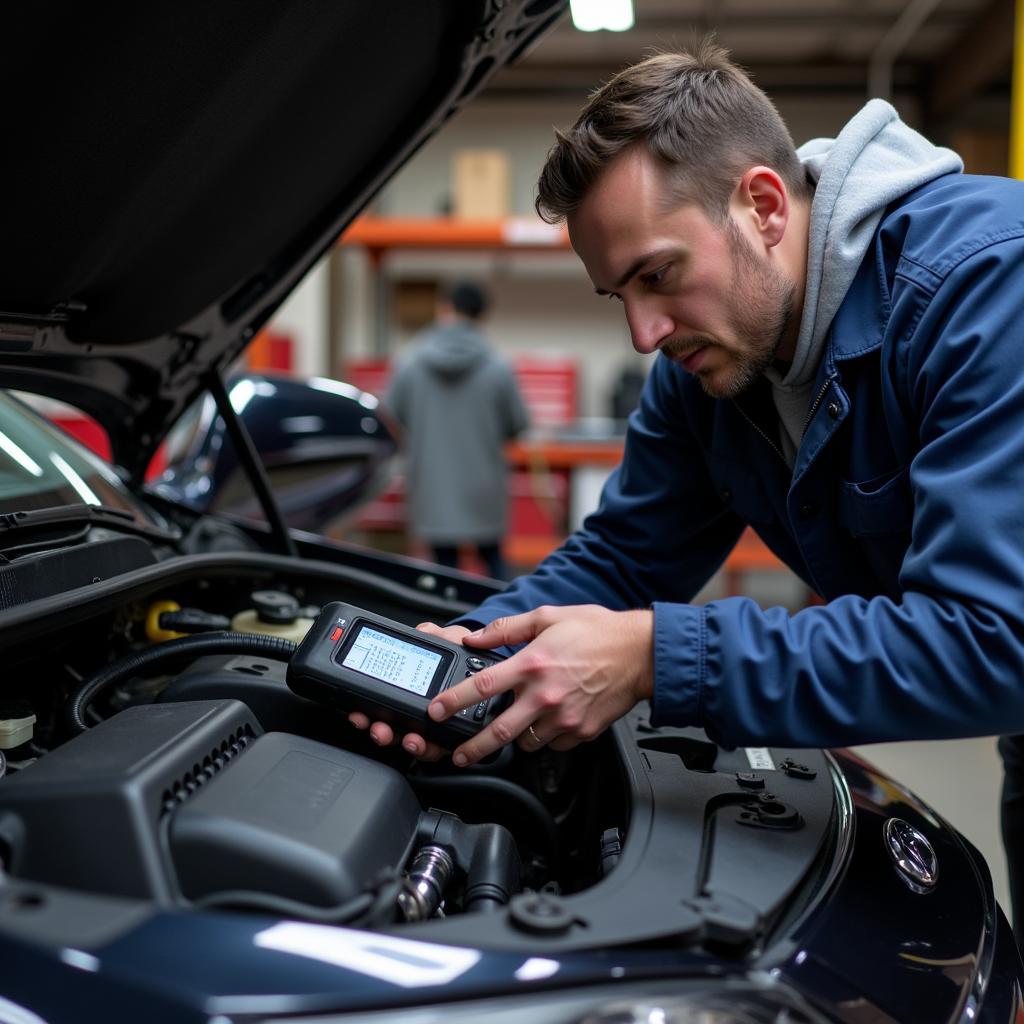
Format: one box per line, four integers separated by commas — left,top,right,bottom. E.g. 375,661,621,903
667,240,1024,748
453,357,745,666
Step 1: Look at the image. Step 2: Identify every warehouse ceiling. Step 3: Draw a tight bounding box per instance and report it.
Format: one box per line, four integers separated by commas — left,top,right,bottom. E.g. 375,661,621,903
491,0,1013,122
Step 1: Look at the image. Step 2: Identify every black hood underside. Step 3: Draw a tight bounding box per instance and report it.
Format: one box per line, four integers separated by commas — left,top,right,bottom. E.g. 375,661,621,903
0,1,563,480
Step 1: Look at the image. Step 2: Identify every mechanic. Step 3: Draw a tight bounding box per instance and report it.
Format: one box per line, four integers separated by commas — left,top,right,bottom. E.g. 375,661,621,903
351,43,1024,939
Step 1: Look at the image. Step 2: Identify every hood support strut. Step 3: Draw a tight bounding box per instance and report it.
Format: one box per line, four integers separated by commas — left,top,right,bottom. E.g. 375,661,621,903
205,369,299,560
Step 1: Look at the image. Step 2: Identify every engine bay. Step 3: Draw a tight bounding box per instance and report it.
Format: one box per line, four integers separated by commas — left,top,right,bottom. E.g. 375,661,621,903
0,547,841,955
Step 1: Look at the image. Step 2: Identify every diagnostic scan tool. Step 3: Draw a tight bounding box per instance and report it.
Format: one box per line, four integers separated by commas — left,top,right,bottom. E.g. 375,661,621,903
287,602,508,747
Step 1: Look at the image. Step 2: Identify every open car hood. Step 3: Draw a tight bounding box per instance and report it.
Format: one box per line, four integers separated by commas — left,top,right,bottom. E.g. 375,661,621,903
0,1,563,481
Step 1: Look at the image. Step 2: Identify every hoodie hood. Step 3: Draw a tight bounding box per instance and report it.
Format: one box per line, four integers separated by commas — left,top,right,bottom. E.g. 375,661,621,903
767,100,963,463
419,321,490,380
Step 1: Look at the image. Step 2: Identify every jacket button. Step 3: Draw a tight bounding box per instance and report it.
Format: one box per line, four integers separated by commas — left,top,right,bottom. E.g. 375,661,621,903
827,401,840,419
799,502,818,519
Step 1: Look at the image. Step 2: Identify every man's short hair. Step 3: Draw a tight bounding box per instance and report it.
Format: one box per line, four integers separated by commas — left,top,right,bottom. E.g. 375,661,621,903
536,40,810,224
444,281,489,320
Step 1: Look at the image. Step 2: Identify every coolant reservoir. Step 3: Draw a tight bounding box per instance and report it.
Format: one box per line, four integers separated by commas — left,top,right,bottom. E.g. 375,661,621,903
231,590,315,643
0,701,36,750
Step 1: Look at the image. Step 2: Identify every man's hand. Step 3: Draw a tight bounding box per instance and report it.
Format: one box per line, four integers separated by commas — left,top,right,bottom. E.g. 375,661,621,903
347,622,471,760
431,605,654,766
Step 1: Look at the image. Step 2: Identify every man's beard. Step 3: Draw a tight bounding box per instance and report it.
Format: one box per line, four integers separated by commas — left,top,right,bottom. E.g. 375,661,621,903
662,220,796,399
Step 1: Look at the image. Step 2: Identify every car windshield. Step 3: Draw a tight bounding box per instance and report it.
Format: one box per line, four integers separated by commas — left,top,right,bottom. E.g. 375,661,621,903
0,391,156,523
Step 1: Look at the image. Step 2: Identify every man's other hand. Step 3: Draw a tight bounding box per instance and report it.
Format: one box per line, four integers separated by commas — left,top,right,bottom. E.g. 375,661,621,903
429,605,654,767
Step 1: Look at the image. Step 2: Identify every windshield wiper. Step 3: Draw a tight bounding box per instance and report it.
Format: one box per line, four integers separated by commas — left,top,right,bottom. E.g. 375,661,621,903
0,504,181,557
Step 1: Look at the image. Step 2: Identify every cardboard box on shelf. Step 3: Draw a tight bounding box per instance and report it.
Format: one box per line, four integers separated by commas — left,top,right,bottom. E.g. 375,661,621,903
452,148,510,220
392,279,439,331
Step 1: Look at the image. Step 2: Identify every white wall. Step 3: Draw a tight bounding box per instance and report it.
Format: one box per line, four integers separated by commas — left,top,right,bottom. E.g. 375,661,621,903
375,97,588,217
268,259,329,377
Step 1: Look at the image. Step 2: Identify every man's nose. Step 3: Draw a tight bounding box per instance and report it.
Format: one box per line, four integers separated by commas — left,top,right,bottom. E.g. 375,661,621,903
625,301,674,355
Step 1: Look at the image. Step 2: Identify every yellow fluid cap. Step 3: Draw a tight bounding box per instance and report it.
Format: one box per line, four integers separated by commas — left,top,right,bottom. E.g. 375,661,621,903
145,600,184,642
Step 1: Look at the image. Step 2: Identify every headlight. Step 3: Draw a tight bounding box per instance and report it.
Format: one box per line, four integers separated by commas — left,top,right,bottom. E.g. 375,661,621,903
576,980,830,1023
256,976,832,1024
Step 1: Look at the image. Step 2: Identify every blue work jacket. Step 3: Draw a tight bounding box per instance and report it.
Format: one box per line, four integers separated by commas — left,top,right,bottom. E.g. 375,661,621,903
460,173,1024,749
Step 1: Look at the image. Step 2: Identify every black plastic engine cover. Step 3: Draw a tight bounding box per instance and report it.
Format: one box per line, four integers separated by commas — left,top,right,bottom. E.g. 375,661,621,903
0,700,422,910
0,700,260,901
169,731,421,907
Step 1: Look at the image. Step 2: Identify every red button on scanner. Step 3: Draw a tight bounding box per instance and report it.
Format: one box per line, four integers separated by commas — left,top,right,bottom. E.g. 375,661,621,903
330,625,344,642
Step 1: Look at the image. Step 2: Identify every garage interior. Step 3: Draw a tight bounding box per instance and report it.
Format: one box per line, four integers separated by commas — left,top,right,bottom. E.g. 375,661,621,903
255,0,1019,911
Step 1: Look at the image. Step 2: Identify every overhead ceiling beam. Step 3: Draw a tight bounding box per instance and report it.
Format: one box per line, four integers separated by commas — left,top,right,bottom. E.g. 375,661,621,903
927,0,1014,116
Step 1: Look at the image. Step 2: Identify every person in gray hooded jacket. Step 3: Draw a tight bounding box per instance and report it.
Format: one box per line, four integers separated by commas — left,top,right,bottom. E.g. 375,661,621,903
386,282,529,580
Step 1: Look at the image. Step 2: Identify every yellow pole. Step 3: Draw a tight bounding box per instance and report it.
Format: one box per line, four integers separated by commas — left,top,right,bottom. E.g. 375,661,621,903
1012,0,1024,177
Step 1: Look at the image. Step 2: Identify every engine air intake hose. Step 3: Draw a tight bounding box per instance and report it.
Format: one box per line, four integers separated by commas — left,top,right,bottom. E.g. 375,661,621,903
416,810,521,915
409,772,559,870
465,821,520,914
65,632,298,737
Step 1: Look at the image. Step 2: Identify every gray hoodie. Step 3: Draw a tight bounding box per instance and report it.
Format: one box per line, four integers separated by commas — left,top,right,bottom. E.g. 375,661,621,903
386,320,529,543
765,100,963,465
418,321,489,380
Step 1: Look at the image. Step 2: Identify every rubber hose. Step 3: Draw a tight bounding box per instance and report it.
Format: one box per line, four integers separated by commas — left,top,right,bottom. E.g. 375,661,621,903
65,632,297,737
409,773,560,867
464,823,520,913
416,811,521,914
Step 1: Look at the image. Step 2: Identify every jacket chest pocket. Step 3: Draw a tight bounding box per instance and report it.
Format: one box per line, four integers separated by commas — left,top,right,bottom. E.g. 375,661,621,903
835,467,913,599
838,466,913,537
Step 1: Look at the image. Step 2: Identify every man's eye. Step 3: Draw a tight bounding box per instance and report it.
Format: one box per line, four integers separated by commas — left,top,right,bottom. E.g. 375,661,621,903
643,266,668,287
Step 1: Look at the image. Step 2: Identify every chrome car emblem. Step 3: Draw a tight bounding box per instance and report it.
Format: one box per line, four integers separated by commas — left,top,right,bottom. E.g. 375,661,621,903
883,817,938,893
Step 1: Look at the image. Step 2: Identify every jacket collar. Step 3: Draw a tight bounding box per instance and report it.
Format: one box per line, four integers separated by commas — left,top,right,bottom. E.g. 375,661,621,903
823,242,887,371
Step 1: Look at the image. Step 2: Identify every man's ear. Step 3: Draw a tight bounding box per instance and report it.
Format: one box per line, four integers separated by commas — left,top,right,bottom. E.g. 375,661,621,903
733,166,788,248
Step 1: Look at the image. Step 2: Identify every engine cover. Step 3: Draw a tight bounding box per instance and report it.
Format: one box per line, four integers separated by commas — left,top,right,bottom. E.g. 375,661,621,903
170,730,421,906
0,700,421,908
0,700,260,900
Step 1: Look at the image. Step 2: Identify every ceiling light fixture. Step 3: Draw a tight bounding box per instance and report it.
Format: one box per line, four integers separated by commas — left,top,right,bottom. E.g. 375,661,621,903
569,0,634,32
